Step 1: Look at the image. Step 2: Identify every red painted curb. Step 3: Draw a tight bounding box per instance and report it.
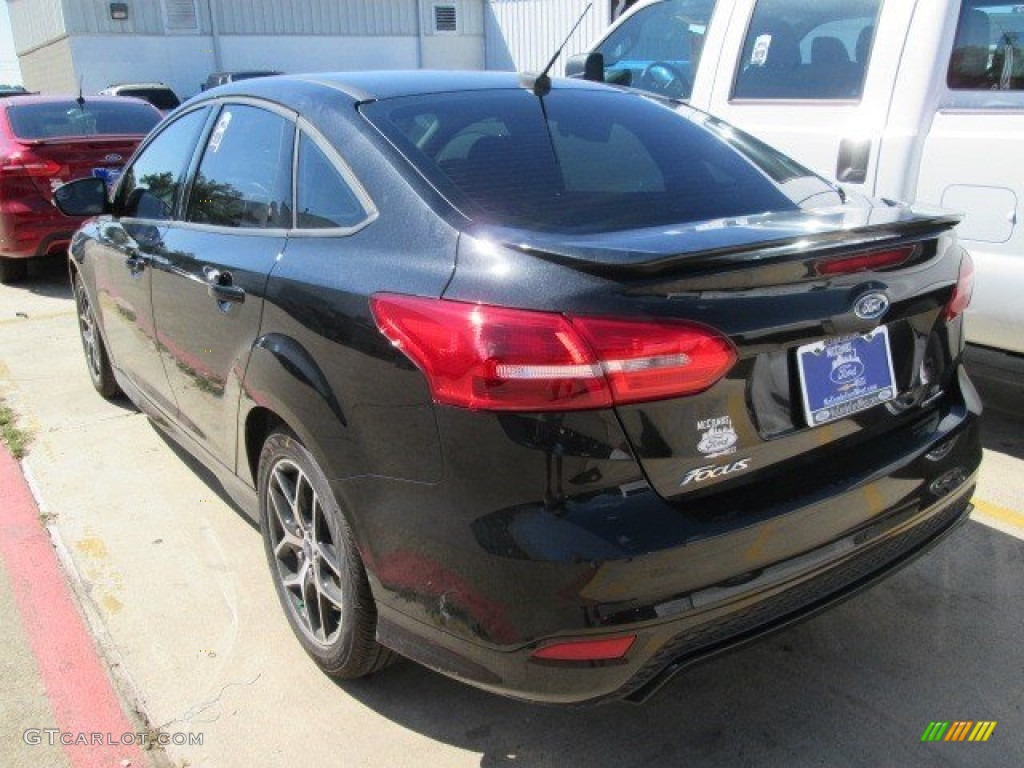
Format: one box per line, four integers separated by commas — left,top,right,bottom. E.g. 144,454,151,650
0,446,149,768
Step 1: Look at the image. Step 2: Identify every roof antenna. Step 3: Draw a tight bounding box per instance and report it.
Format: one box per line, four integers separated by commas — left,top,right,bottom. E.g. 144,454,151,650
523,2,592,97
76,74,85,109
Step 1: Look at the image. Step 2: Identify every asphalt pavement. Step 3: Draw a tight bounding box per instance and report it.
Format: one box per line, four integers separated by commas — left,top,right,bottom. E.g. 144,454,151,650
1,255,1021,768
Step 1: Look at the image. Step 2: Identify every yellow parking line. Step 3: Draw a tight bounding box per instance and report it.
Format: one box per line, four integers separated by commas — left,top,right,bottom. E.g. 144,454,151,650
971,498,1024,530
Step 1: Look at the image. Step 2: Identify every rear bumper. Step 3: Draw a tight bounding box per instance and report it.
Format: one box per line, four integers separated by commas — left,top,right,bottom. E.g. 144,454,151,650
0,211,76,259
614,490,973,703
376,485,974,705
347,372,981,703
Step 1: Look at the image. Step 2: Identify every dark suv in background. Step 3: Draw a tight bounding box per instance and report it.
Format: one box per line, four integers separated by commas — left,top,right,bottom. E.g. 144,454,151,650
99,82,181,114
201,70,282,91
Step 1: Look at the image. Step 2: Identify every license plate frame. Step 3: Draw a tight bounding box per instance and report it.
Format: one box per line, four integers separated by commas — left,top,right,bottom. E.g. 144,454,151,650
797,326,897,427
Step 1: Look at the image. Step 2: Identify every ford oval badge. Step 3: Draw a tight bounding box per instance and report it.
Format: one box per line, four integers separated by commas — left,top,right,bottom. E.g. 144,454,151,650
854,292,889,320
104,153,123,163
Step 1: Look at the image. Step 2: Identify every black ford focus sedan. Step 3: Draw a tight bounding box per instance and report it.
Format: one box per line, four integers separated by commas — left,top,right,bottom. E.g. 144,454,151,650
56,71,981,704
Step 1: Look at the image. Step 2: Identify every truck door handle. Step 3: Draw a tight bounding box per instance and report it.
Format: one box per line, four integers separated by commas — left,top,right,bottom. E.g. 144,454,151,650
203,267,245,304
837,138,871,184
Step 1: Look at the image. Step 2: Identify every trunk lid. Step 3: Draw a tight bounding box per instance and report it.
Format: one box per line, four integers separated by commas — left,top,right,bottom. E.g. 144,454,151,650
18,137,141,201
469,202,964,504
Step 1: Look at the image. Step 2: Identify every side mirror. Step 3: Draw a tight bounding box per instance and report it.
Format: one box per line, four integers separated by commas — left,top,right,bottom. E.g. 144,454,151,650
565,52,605,82
53,177,110,217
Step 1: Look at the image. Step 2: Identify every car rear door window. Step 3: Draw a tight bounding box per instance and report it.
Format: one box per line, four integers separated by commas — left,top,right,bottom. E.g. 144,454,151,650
6,100,160,140
949,1,1024,90
117,107,210,221
732,0,882,100
295,133,371,230
185,105,294,229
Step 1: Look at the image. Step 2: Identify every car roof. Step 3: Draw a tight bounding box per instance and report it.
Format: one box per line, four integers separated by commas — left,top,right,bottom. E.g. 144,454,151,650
201,69,609,104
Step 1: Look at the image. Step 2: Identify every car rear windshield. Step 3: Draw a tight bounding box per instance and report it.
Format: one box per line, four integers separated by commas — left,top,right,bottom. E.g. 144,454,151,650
362,87,812,234
6,101,160,140
119,88,181,110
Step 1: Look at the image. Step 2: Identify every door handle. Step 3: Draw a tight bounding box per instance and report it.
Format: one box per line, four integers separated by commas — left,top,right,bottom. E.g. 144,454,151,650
203,267,245,304
837,138,871,184
124,252,145,273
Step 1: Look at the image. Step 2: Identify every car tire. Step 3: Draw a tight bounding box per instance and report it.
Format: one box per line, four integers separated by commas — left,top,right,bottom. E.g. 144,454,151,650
258,429,395,679
0,257,28,284
73,273,121,399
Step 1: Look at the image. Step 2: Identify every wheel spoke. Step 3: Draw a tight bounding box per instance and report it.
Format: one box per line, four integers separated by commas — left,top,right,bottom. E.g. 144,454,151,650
302,565,322,638
316,541,342,580
280,560,307,592
295,473,314,532
317,586,338,642
273,530,302,560
270,465,303,535
269,482,297,537
315,563,344,610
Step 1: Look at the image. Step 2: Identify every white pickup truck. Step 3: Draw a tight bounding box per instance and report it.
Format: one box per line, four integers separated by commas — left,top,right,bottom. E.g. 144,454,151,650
570,0,1024,355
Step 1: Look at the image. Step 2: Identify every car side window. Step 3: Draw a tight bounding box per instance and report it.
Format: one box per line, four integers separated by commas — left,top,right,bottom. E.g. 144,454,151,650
949,2,1024,90
295,133,369,230
732,0,881,100
116,108,209,221
186,105,294,229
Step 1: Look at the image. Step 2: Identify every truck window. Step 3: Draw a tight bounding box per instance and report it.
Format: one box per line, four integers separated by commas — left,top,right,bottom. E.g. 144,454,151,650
732,0,882,100
594,0,719,100
949,2,1024,90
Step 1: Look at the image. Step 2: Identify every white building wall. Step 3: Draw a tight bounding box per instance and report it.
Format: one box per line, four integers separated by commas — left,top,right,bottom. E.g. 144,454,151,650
214,0,418,35
217,35,420,76
484,0,610,72
9,0,489,95
7,0,66,53
17,36,73,91
419,0,485,69
61,0,171,35
69,35,217,97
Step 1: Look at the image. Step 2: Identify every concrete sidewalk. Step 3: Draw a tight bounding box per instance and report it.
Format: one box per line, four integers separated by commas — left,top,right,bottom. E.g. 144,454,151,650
2,257,1022,768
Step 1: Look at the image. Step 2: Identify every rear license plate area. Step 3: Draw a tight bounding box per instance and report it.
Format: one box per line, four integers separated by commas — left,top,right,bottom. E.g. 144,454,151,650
797,326,897,427
91,166,122,191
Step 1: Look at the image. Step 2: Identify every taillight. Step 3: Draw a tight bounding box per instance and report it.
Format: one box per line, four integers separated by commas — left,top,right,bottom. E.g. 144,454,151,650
945,252,975,320
370,294,736,412
0,151,62,177
815,246,914,276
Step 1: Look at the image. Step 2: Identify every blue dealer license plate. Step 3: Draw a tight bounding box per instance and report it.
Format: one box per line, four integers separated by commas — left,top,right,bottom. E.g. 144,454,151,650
797,327,897,426
91,167,122,191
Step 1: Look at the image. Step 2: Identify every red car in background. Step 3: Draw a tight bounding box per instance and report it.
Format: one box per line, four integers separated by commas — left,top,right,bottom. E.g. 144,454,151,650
0,95,161,283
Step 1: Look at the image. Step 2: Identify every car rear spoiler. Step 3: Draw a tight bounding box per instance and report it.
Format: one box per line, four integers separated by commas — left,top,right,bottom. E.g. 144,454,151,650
478,207,962,277
17,134,148,146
